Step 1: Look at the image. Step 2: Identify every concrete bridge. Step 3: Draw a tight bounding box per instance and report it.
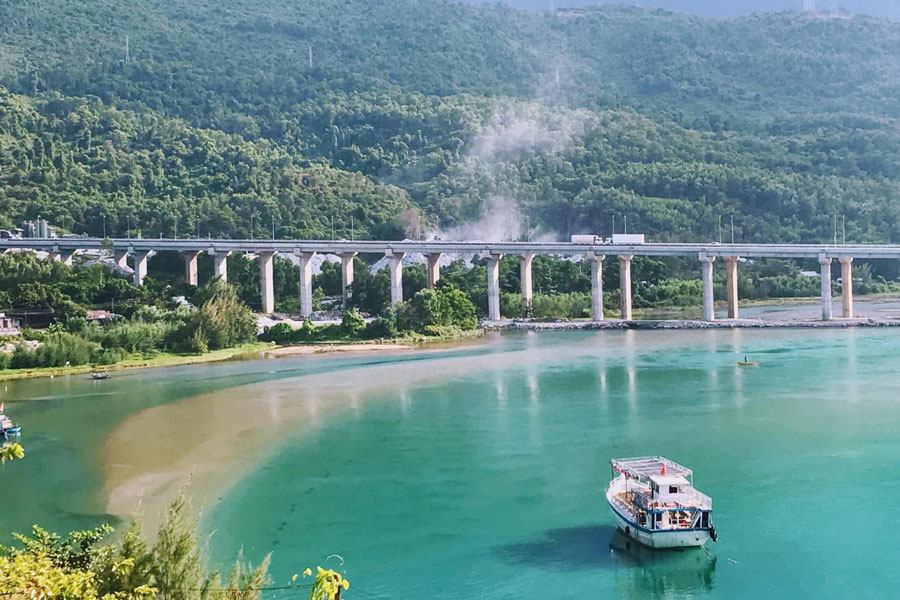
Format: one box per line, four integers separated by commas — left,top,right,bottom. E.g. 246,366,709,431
2,238,893,322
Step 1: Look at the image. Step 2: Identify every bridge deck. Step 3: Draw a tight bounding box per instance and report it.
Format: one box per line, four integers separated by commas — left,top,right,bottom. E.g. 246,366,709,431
2,239,898,259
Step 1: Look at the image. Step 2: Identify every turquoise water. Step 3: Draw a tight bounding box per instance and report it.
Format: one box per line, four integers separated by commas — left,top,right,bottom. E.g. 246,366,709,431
5,329,900,598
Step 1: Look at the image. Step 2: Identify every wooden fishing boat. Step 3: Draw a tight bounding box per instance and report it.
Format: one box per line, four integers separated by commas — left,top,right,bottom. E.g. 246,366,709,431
607,457,717,549
737,356,759,366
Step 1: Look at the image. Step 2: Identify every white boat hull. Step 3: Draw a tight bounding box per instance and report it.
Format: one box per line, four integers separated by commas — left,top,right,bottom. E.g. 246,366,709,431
608,501,711,549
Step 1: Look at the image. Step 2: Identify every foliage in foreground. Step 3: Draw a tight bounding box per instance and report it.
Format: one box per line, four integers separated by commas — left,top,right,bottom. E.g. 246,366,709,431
0,493,271,600
0,443,25,464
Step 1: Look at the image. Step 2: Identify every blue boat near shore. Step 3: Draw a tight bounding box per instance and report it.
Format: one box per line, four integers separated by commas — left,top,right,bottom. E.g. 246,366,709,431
1,403,21,439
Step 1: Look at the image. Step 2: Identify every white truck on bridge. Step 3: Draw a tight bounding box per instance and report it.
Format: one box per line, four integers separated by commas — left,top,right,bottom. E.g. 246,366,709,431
570,234,646,245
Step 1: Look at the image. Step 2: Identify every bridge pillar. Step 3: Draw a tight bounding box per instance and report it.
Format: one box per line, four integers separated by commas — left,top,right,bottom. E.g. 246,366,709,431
588,253,604,321
259,251,275,314
57,249,76,266
724,256,739,319
296,251,316,317
519,253,535,318
618,255,633,320
183,251,200,286
700,253,716,321
212,251,230,283
819,254,832,321
340,252,358,308
134,251,150,286
426,253,442,288
114,249,130,271
387,251,405,308
486,253,503,321
840,257,854,318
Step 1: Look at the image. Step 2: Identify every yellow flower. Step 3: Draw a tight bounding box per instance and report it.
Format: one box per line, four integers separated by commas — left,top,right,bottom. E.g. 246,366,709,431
342,579,350,590
302,568,312,577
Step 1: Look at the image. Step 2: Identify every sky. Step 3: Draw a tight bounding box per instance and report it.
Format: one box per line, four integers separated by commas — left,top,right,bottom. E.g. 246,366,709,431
457,0,899,19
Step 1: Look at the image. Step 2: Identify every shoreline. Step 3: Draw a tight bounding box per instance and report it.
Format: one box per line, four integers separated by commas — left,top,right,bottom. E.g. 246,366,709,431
0,332,489,381
486,317,900,331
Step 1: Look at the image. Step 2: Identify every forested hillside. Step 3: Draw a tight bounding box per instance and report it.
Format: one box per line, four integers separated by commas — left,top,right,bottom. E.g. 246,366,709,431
2,0,900,243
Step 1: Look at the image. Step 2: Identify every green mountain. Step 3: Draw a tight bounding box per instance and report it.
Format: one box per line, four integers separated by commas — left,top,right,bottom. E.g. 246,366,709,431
2,0,900,243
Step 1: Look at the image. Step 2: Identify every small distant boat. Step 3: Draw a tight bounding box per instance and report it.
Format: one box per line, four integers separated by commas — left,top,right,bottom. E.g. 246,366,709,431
607,457,716,549
0,403,21,439
90,371,111,380
737,355,759,367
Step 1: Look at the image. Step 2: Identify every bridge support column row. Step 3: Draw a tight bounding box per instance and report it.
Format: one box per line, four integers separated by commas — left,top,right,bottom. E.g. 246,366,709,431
259,251,275,314
587,253,604,321
387,251,405,308
183,251,200,286
486,253,502,321
213,251,230,283
520,253,534,317
700,253,716,322
426,253,442,288
840,257,854,318
724,256,739,319
819,255,833,321
618,255,633,321
114,250,130,271
134,251,150,287
341,252,357,308
296,251,316,317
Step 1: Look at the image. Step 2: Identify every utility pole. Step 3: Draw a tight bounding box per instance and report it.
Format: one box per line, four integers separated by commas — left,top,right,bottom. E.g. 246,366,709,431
103,215,106,238
730,215,735,244
271,215,275,240
624,214,628,235
718,215,722,244
127,214,131,239
833,215,838,246
250,215,254,240
612,215,615,236
125,35,130,64
309,45,313,69
351,215,354,241
842,215,846,245
331,215,335,241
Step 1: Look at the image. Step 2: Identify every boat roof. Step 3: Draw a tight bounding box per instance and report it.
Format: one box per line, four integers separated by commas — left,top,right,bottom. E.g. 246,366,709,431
648,474,690,486
611,456,693,480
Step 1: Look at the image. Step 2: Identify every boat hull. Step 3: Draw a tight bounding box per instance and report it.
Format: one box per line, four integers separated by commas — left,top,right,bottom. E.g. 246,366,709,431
608,500,711,549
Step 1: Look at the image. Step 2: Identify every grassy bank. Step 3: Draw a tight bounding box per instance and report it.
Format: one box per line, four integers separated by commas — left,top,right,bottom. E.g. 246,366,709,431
0,342,272,381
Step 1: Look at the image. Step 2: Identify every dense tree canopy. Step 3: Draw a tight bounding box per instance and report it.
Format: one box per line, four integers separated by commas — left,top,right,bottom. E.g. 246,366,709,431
1,0,900,247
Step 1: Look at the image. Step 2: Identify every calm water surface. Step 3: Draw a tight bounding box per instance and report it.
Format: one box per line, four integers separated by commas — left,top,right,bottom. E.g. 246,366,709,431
4,328,900,599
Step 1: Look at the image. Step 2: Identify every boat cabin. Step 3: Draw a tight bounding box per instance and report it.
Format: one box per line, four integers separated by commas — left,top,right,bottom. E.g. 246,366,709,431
649,474,691,502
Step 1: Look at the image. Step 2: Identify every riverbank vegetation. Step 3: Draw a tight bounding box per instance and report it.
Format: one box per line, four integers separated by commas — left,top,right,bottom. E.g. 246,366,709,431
0,256,258,371
0,493,273,600
0,490,354,600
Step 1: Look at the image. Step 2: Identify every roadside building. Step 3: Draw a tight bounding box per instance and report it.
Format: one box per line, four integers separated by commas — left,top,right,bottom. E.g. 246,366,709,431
0,313,22,336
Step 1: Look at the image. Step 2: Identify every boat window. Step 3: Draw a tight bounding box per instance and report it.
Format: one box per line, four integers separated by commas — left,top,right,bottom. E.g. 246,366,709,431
669,486,678,494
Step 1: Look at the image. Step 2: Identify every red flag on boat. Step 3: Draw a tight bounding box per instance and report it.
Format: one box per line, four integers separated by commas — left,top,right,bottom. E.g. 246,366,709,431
661,463,667,475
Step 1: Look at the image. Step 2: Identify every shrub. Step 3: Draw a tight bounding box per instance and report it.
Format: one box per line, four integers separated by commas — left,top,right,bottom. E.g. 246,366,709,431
340,309,365,336
363,313,398,339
